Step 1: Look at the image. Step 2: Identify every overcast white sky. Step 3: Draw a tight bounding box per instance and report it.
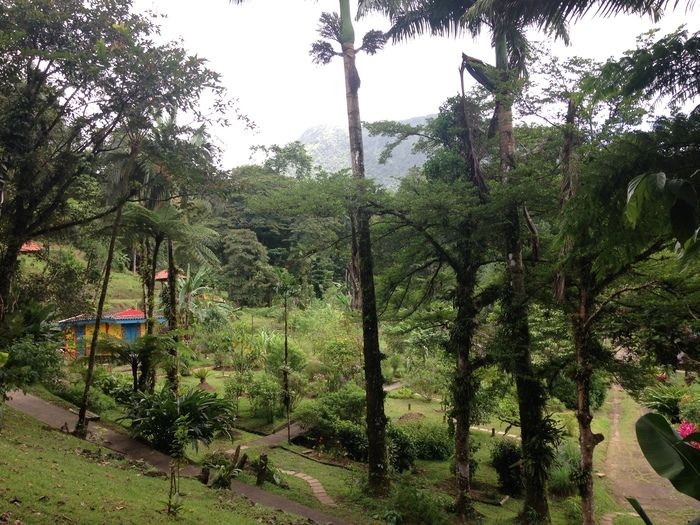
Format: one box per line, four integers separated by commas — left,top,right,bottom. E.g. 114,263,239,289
132,0,698,168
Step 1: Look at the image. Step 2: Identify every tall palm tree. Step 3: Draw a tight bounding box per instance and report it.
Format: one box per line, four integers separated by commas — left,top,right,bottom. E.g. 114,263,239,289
231,0,390,494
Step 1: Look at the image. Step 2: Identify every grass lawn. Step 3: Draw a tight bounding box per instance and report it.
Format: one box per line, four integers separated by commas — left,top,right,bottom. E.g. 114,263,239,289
0,408,308,525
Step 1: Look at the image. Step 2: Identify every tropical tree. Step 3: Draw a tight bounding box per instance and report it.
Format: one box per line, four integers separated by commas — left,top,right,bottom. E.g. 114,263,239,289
308,2,390,493
367,93,500,515
0,0,224,320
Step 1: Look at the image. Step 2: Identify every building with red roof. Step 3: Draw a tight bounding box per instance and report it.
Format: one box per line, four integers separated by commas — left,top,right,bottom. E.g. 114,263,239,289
59,308,164,357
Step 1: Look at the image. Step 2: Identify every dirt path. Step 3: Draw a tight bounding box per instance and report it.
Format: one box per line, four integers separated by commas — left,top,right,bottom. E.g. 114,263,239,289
6,391,352,525
604,385,700,525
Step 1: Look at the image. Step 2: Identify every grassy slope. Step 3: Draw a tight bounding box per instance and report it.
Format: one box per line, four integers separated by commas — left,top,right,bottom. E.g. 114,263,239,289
0,408,306,525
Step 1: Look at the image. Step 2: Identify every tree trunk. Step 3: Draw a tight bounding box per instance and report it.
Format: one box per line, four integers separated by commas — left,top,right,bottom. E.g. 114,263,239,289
495,33,551,524
165,237,179,392
451,271,477,516
341,12,388,492
573,289,604,525
0,235,23,321
74,203,123,437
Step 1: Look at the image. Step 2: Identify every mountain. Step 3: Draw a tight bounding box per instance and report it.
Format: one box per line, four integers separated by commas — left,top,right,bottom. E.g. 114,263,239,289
299,116,430,188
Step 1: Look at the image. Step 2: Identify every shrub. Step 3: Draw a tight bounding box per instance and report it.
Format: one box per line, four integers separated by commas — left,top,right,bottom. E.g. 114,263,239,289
333,419,368,461
640,382,686,422
94,374,133,405
680,392,700,423
399,422,453,460
50,381,116,413
387,424,417,472
193,368,211,383
125,388,235,455
551,372,610,411
563,497,582,522
548,439,581,498
388,479,450,525
0,337,63,400
248,372,282,423
490,439,523,495
322,383,366,424
202,451,241,489
555,412,578,437
388,386,415,400
223,370,251,410
264,337,306,378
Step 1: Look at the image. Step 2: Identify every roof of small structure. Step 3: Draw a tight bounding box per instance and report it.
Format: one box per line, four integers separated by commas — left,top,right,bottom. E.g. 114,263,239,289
20,241,42,253
59,308,147,325
154,269,185,282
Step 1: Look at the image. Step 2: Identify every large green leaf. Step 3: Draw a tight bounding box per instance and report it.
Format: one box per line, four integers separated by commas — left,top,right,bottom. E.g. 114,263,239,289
626,172,666,226
636,413,700,501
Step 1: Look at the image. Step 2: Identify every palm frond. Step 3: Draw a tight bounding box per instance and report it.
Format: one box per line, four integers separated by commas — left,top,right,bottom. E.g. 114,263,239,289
360,0,478,41
605,28,700,103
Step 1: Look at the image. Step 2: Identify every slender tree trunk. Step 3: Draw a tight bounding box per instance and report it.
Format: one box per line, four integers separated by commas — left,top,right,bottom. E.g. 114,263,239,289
166,237,178,392
75,203,123,437
451,271,477,516
340,1,388,493
283,293,291,444
573,288,604,525
131,358,139,392
0,235,23,321
494,33,551,524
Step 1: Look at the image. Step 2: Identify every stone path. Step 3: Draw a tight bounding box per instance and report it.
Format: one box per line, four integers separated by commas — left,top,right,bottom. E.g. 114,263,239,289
281,470,337,507
5,391,352,525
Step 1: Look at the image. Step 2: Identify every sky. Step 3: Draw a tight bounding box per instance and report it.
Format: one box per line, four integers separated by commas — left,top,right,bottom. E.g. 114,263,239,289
132,0,699,169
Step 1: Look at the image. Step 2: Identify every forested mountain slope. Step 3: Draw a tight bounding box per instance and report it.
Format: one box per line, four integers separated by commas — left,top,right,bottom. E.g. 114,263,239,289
299,116,429,188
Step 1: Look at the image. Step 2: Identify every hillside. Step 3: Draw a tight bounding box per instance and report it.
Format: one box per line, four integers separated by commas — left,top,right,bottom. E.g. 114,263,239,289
299,116,430,188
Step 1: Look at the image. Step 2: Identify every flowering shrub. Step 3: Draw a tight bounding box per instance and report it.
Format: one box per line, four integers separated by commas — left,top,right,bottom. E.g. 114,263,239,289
678,420,700,450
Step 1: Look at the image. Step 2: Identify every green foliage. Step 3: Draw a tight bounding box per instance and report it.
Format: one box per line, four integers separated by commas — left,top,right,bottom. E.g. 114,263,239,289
264,336,306,377
386,424,417,473
247,372,282,423
294,384,369,460
388,386,415,400
223,370,251,410
385,478,450,525
0,302,61,350
124,388,235,456
93,374,133,405
396,421,453,460
636,412,700,501
680,393,700,424
13,252,97,319
0,338,63,401
221,229,279,307
551,371,610,412
490,439,523,496
640,382,687,423
202,452,242,489
315,333,363,392
50,380,116,414
548,440,581,498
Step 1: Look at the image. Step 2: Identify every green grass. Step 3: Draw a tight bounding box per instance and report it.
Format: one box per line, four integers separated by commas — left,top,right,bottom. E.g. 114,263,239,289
105,270,143,311
0,408,308,525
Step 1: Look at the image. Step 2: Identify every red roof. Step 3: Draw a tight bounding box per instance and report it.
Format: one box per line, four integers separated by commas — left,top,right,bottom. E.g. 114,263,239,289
111,308,145,320
59,309,145,325
20,241,42,253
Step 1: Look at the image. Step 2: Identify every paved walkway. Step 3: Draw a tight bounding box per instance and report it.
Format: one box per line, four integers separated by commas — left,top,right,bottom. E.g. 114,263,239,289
6,391,352,525
281,470,337,507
